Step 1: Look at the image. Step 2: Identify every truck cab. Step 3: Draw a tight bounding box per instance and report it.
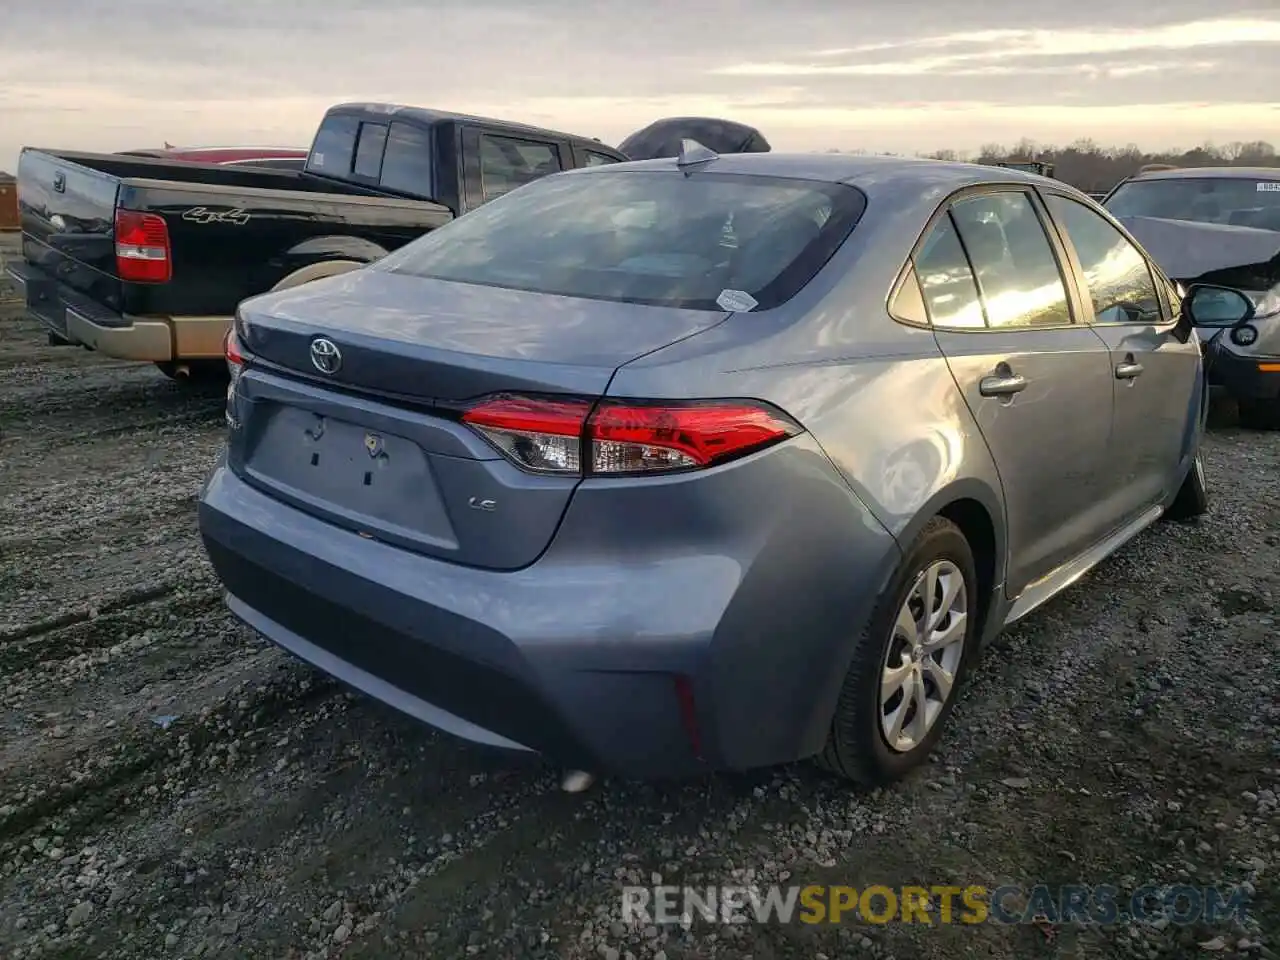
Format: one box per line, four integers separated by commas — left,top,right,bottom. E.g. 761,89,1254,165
303,104,626,211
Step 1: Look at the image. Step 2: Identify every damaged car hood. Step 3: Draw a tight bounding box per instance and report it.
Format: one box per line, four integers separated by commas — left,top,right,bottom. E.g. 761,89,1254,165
1115,215,1280,286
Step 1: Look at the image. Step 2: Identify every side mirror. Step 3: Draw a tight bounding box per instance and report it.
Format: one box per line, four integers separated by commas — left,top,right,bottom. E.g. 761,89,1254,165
1183,283,1256,328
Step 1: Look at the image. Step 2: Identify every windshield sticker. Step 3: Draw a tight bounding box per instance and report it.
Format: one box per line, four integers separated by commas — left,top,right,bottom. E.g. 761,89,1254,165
1258,182,1280,191
717,289,758,312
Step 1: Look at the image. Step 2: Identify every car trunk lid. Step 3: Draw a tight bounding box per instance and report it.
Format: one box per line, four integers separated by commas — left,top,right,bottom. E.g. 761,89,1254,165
230,268,729,569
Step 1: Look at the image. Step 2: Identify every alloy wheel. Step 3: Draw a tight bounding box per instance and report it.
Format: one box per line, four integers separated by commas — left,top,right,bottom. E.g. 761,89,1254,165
879,559,968,752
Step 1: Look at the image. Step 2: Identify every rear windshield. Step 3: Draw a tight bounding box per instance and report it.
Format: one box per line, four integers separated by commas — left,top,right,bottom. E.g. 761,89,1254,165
306,114,359,177
1106,177,1280,231
374,170,866,310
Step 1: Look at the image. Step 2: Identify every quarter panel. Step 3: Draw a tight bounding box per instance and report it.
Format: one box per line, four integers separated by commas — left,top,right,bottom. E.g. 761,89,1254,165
607,178,1011,580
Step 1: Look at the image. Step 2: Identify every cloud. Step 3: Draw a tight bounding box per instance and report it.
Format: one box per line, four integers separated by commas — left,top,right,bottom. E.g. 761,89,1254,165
713,17,1280,76
0,3,1277,169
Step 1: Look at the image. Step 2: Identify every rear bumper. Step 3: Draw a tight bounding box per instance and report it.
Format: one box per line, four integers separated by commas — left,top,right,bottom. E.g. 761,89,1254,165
5,260,228,362
1204,338,1280,401
197,439,901,779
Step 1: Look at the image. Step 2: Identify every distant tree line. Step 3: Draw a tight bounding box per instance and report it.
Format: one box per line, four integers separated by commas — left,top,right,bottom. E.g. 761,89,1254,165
828,140,1279,193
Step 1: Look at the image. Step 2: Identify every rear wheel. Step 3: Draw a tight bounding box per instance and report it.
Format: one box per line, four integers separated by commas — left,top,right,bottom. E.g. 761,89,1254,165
1164,451,1209,522
1238,397,1280,431
817,517,979,785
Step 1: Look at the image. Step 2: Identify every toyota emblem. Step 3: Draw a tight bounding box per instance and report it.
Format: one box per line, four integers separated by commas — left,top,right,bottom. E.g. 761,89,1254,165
310,337,342,374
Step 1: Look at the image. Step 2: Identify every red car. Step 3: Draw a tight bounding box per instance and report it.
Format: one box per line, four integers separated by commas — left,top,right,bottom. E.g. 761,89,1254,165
116,145,308,170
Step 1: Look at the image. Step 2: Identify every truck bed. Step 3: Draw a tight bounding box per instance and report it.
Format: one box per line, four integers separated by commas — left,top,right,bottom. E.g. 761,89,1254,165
13,148,451,358
29,149,388,197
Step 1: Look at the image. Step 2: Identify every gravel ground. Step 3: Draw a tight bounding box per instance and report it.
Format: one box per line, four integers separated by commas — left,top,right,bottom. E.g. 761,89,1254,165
0,232,1277,959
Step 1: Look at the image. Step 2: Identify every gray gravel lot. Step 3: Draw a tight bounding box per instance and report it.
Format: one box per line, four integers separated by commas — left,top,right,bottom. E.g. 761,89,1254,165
0,233,1277,959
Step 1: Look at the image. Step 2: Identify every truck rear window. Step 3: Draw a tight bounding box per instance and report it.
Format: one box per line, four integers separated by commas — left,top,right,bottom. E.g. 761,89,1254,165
379,123,434,196
307,115,359,177
353,123,389,179
374,169,867,311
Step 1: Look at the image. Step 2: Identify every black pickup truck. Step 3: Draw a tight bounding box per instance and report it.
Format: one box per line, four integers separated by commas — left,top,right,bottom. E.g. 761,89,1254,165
5,104,628,380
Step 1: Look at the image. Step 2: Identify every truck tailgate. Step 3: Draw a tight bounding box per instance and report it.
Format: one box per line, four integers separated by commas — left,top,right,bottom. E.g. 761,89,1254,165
17,149,123,309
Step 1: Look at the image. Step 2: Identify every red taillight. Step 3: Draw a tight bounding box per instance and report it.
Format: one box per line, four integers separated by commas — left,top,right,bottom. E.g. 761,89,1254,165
114,209,171,283
589,402,798,473
224,328,245,367
461,394,800,476
224,329,246,427
461,396,590,474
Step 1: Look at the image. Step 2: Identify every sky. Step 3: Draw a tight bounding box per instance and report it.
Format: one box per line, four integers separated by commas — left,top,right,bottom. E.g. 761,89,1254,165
1,0,1278,172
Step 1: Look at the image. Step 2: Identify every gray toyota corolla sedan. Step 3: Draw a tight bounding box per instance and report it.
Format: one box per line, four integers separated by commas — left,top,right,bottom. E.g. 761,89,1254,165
197,147,1255,785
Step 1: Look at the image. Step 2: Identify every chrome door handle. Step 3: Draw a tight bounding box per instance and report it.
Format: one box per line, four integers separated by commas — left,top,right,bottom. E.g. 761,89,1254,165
1115,361,1144,379
979,373,1028,397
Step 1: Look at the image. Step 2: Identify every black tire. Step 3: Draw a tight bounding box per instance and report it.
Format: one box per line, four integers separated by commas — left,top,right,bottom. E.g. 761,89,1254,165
817,517,979,786
1164,451,1209,522
1238,398,1280,431
154,360,228,386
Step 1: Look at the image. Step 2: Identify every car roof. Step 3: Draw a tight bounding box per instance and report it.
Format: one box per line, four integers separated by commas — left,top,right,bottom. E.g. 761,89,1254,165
566,151,1088,198
325,102,612,148
1125,166,1280,182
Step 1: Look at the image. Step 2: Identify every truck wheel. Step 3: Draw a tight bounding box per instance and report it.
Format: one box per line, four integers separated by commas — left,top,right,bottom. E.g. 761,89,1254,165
271,260,364,292
1164,451,1209,522
816,517,978,786
155,360,227,386
1237,398,1280,431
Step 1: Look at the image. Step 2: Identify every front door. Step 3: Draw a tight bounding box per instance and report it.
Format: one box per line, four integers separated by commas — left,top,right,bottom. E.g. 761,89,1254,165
1041,192,1203,522
916,189,1118,596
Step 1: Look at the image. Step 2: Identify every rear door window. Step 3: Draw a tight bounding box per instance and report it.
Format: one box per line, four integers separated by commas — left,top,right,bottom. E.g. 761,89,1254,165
353,122,389,180
949,192,1074,329
379,123,433,196
584,150,619,167
479,135,563,201
306,114,360,176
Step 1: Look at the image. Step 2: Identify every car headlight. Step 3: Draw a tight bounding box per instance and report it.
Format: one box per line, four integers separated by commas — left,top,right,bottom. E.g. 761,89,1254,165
1251,286,1280,319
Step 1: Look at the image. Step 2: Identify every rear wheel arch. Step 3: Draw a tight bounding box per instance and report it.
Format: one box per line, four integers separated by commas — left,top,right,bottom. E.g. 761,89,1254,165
895,481,1006,636
802,482,1004,761
270,259,365,292
937,497,998,632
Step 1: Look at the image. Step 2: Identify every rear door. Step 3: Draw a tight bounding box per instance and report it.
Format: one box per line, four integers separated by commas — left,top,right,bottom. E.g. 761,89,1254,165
1041,191,1202,520
921,188,1119,595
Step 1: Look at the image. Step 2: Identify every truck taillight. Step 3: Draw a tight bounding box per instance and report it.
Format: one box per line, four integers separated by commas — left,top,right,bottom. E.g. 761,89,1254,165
114,209,171,283
224,329,246,428
460,395,801,476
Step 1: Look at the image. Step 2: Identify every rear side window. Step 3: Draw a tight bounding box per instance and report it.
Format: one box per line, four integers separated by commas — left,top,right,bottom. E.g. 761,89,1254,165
376,170,867,311
479,135,562,201
380,123,433,196
584,151,619,167
353,122,389,179
914,215,985,329
307,115,359,176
